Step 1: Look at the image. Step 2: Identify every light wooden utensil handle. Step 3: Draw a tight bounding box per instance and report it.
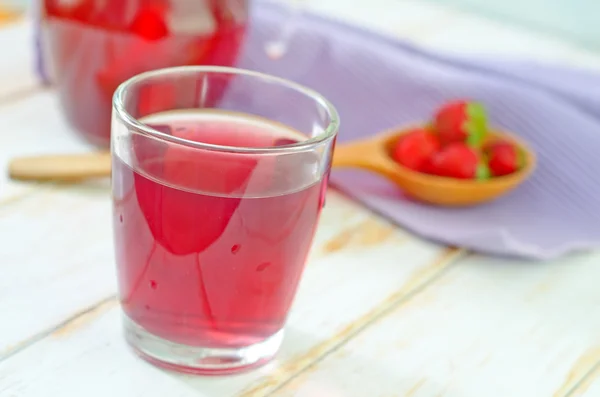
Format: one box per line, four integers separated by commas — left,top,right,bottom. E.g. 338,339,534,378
6,136,395,183
332,140,400,181
8,152,112,182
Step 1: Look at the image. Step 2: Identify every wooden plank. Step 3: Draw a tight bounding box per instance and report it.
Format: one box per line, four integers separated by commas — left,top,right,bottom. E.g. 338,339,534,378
0,190,463,396
0,19,40,102
0,89,460,364
0,181,114,359
269,251,600,397
0,2,599,397
0,84,117,361
0,90,114,359
569,364,600,397
0,0,460,374
0,91,95,200
0,9,21,25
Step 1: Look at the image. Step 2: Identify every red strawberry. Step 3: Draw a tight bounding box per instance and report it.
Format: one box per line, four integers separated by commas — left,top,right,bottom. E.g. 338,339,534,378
392,128,441,171
427,142,489,180
434,100,487,147
485,140,525,176
130,8,169,40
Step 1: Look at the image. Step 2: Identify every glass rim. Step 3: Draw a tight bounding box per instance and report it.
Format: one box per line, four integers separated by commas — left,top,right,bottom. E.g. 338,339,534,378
113,66,340,154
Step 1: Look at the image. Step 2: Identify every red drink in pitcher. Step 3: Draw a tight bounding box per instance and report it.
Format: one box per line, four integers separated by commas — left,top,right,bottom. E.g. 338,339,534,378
113,110,326,349
39,0,248,147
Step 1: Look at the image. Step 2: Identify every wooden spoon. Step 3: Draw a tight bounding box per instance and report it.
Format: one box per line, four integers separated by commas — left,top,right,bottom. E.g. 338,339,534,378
7,126,536,206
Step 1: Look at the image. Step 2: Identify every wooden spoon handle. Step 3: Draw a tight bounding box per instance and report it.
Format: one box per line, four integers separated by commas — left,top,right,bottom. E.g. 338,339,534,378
8,152,112,182
7,138,398,183
332,140,400,180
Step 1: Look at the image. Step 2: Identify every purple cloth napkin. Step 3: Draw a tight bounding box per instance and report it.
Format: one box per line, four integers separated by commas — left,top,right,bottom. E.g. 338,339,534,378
35,1,600,259
236,2,600,260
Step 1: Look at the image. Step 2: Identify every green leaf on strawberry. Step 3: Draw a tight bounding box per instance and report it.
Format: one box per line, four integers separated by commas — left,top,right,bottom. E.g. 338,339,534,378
464,102,487,148
476,162,491,181
434,100,489,147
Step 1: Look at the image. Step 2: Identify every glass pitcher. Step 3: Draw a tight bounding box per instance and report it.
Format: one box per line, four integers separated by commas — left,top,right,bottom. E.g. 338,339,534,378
38,0,249,147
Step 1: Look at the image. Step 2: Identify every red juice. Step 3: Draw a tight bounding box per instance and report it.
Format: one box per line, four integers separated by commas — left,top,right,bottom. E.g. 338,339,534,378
40,0,248,147
113,110,326,347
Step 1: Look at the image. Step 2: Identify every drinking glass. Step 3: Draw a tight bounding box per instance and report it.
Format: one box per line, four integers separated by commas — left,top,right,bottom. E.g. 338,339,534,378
111,66,339,374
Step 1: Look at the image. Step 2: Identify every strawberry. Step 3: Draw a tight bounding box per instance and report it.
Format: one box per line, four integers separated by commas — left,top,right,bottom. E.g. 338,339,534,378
130,8,169,40
485,140,525,177
426,142,489,180
392,128,441,171
434,100,487,147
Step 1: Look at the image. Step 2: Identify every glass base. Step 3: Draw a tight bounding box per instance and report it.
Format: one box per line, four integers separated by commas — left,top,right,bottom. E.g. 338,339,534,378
122,315,284,375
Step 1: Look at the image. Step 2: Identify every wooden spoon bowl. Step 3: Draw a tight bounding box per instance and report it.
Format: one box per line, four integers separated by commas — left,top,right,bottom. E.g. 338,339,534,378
332,126,537,206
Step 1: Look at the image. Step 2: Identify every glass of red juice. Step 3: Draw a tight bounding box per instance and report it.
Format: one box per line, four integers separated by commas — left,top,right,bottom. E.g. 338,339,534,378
111,66,339,374
39,0,248,148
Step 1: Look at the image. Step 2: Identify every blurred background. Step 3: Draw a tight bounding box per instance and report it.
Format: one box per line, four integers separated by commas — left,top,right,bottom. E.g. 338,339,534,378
429,0,597,50
2,0,599,51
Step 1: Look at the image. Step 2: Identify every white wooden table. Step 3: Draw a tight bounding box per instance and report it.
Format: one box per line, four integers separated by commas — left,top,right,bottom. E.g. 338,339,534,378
2,1,600,396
